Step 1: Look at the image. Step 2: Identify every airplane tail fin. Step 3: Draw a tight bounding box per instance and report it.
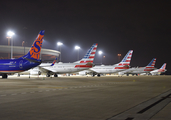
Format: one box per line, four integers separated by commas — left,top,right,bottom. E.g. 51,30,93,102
160,63,166,70
158,63,166,72
74,43,98,63
117,50,133,67
144,58,156,71
22,30,45,61
146,58,156,68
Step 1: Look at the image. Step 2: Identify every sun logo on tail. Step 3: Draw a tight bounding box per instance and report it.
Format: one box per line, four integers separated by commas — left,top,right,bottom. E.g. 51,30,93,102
29,35,43,59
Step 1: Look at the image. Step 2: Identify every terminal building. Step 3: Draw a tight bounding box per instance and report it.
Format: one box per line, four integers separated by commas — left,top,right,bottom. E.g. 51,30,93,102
0,45,60,62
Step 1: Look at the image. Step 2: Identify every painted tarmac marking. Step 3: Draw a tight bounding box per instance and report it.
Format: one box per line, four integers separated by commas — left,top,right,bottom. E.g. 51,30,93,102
107,90,171,120
0,82,133,97
1,95,6,96
138,93,171,114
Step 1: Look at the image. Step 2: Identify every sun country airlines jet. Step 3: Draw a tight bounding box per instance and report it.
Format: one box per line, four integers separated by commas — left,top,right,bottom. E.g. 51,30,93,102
150,63,167,75
88,50,133,77
0,30,45,78
41,43,98,77
118,58,156,76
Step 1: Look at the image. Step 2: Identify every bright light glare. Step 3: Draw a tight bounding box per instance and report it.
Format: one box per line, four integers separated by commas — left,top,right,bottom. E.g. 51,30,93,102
98,51,103,55
7,31,15,37
75,46,80,50
57,42,63,46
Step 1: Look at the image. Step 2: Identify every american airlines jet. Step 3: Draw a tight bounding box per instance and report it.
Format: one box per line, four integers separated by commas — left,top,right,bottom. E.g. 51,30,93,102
89,50,133,77
18,58,57,76
42,43,98,77
150,63,167,75
0,30,44,78
118,58,156,76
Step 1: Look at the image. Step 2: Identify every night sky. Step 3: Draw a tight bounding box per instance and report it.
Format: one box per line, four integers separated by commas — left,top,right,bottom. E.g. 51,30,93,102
0,0,171,73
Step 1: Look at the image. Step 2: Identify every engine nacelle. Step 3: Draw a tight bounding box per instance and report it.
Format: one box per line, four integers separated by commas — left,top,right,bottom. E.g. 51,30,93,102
30,70,41,75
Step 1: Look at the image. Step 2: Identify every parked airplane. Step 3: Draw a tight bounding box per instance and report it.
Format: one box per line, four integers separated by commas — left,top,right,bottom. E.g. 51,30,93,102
0,30,45,78
18,58,57,76
118,58,156,76
41,43,98,77
150,63,167,75
87,50,133,77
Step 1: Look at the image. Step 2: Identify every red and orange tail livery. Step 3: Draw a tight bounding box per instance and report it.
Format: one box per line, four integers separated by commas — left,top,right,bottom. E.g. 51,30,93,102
23,30,45,60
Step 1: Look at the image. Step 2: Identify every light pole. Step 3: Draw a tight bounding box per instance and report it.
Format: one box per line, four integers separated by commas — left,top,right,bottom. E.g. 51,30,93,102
98,51,103,64
22,41,25,55
118,54,121,62
6,37,10,59
7,31,15,59
57,42,63,62
103,56,105,64
75,46,80,60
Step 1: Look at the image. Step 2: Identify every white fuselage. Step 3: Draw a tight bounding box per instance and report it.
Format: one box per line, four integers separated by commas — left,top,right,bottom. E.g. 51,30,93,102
89,65,128,74
150,69,166,75
119,67,155,75
42,63,92,74
19,63,52,75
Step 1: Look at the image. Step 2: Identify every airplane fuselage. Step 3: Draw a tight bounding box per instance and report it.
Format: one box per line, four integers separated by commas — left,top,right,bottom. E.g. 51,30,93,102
120,67,155,75
90,65,129,74
0,58,41,73
150,69,166,75
43,63,92,74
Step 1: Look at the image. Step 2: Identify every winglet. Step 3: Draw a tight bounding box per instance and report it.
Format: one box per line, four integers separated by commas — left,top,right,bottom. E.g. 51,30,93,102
22,30,45,60
51,57,57,66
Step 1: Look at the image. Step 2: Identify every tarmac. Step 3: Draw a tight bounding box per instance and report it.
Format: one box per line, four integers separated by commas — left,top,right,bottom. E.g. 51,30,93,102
0,75,171,120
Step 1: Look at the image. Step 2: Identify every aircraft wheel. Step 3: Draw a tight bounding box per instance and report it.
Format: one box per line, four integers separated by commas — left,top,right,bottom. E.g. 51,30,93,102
54,74,58,77
46,74,50,77
38,71,41,75
127,74,129,76
2,74,8,79
97,74,101,77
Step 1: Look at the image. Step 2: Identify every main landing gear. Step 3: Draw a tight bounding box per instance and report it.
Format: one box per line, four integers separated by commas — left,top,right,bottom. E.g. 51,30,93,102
2,74,8,79
46,73,58,77
54,73,58,77
46,74,50,77
97,74,101,77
